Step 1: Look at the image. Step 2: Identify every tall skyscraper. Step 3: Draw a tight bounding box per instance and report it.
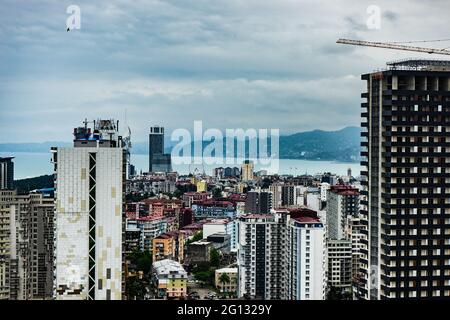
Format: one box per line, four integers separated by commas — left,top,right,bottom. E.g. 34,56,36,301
149,126,172,173
53,119,125,300
359,60,450,299
0,157,14,190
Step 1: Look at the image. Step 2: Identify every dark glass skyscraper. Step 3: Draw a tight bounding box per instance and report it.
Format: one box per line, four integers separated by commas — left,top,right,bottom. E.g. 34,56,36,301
359,59,450,300
149,126,172,173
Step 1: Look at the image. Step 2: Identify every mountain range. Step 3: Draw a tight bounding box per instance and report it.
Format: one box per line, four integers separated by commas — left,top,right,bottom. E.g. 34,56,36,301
0,126,361,162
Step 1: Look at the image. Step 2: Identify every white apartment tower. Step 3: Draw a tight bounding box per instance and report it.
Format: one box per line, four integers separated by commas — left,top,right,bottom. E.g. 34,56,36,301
237,209,326,300
285,212,327,300
53,119,125,300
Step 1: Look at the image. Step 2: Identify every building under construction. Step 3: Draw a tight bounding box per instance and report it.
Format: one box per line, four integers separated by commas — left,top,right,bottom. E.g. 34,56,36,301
358,59,450,299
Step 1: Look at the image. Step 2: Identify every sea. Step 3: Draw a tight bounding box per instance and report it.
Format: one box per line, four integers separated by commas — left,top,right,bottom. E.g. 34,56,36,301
1,152,361,180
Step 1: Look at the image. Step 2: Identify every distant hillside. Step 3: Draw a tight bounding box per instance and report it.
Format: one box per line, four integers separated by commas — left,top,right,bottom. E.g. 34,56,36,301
14,175,54,194
279,126,360,162
0,141,70,153
1,126,361,162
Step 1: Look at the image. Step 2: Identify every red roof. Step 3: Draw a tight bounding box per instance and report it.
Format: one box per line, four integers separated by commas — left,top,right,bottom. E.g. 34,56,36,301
330,185,359,196
293,216,320,223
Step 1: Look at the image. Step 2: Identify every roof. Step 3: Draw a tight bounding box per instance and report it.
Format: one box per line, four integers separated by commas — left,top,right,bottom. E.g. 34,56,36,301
153,259,187,276
387,59,450,71
215,267,237,274
204,219,229,225
330,185,359,196
292,216,321,223
243,214,273,219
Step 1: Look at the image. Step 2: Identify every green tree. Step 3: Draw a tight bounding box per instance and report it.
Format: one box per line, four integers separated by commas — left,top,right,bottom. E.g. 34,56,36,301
185,231,203,246
212,187,222,199
210,248,220,268
126,276,146,300
218,273,230,293
195,271,211,284
127,249,152,274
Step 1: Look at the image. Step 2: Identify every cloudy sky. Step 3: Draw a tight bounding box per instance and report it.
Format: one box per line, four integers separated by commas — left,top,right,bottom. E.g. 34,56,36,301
1,0,449,143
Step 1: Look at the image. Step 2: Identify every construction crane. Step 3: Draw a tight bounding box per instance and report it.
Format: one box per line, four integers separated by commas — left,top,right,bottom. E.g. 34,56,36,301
337,38,450,56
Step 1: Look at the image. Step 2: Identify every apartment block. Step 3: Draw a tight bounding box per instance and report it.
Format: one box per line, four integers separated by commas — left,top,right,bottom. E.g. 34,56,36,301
359,60,450,299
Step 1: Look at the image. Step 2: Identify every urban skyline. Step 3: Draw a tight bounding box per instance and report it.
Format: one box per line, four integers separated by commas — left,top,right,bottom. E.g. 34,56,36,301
1,0,450,307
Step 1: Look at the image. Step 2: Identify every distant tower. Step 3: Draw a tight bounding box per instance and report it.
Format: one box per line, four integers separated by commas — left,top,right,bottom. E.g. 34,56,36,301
347,167,352,178
241,160,254,182
149,126,172,173
0,157,14,190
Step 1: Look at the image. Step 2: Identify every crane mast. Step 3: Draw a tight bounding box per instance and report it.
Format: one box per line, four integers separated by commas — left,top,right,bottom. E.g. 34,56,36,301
337,38,450,56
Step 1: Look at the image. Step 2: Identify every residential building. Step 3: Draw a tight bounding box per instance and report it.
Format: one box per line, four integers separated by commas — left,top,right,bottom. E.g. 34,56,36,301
215,267,238,293
237,208,326,300
327,240,352,294
285,211,327,300
53,119,125,300
152,259,187,299
244,191,273,214
0,191,54,300
152,231,185,263
203,219,238,251
185,241,213,265
196,180,207,192
326,185,359,240
0,189,15,300
359,60,450,299
192,200,236,220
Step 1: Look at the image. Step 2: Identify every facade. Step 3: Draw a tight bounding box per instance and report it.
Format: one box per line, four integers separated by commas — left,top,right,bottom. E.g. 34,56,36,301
152,231,185,263
0,157,14,190
192,200,236,220
215,267,238,293
149,126,172,173
137,216,167,251
0,190,15,300
0,191,54,300
344,216,366,289
152,259,187,299
185,241,213,264
125,219,141,255
237,209,326,300
53,119,125,300
327,240,352,294
285,214,327,300
326,185,359,240
203,219,238,251
244,191,273,214
359,60,450,299
241,160,254,182
196,180,207,192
